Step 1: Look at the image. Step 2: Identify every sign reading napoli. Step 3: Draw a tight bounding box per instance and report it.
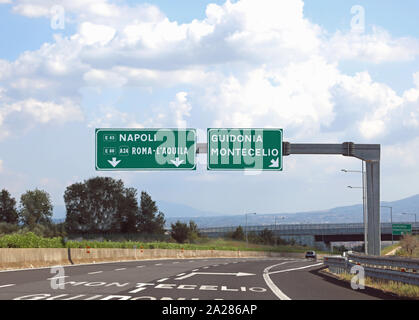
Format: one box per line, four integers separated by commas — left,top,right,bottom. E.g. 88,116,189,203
95,129,196,170
207,128,283,170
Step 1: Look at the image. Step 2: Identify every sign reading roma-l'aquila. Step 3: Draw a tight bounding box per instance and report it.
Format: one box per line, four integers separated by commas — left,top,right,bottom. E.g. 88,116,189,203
95,129,197,171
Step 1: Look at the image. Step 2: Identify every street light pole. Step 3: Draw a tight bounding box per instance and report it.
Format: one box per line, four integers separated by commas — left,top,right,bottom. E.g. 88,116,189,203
245,212,256,247
401,212,417,224
381,206,393,244
343,162,367,254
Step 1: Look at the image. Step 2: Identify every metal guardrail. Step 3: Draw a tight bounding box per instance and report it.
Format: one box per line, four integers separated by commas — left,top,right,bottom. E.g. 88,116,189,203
323,253,419,286
347,253,419,270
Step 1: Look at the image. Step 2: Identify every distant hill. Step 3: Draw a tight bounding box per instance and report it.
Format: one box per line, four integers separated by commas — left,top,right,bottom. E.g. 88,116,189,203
164,194,419,228
156,200,224,218
52,194,419,228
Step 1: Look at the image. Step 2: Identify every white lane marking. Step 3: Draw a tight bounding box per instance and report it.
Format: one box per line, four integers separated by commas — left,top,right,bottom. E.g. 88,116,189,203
268,263,323,275
203,266,209,269
176,273,186,277
172,262,180,264
175,272,255,280
155,263,163,266
47,276,69,280
188,261,194,263
0,258,186,273
0,284,15,288
114,268,126,271
157,278,169,282
137,266,144,268
263,262,292,300
88,271,103,275
192,269,199,272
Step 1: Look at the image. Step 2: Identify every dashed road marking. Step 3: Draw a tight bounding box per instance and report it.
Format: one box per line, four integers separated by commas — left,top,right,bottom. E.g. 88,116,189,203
137,266,144,268
157,278,169,283
155,263,163,266
192,269,199,272
0,284,15,289
114,268,126,271
88,271,103,275
47,276,69,280
176,273,185,277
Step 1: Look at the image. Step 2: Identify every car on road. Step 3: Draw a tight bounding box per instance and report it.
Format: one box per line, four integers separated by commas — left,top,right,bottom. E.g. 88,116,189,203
305,251,317,260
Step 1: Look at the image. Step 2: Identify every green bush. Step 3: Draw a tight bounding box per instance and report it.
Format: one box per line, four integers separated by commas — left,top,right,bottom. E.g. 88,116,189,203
0,222,19,235
0,232,323,254
0,232,63,248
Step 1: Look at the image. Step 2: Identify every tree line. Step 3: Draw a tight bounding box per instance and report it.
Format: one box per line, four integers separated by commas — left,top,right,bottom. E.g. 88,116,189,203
0,176,204,244
0,177,166,237
0,188,59,236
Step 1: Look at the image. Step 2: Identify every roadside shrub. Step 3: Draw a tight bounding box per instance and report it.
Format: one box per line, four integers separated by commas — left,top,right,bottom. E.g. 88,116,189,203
398,234,419,257
0,232,63,248
0,222,19,235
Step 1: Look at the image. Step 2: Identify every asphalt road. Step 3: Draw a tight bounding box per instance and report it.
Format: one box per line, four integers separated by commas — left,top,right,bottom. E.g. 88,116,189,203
0,257,382,300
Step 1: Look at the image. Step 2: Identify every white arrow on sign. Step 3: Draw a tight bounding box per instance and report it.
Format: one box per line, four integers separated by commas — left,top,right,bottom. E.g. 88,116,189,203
108,157,121,168
175,272,255,280
170,157,185,167
269,158,279,168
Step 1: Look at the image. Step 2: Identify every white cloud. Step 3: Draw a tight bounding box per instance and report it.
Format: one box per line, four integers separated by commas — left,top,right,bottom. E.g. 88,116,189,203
0,0,418,146
2,98,83,124
384,137,419,168
205,56,339,134
326,27,419,63
169,92,192,128
77,22,116,46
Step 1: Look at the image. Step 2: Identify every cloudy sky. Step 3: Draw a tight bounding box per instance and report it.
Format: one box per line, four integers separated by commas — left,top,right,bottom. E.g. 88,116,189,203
0,0,419,219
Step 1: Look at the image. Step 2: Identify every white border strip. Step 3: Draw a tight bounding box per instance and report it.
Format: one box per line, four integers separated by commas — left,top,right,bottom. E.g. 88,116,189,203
262,261,323,300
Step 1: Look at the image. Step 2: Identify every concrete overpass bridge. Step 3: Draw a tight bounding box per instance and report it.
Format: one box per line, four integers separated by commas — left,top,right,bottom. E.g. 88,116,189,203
198,222,419,251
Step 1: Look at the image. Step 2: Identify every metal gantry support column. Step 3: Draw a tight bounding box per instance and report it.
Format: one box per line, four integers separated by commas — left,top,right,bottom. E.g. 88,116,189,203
283,142,381,255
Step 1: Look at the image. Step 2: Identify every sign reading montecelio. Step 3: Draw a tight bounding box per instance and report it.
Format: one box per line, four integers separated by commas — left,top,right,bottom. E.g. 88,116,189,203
95,129,196,170
207,128,283,170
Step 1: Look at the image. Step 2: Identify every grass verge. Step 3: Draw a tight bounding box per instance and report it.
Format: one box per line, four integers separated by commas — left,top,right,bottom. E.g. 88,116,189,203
323,268,419,299
381,242,401,255
0,232,328,254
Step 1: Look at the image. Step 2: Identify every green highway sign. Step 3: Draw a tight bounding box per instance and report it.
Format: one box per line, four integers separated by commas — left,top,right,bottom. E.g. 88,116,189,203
392,224,412,236
207,128,283,171
95,129,196,170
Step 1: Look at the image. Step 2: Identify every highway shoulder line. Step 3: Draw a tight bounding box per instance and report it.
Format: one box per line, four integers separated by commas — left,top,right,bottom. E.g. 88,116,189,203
262,261,302,300
268,262,323,275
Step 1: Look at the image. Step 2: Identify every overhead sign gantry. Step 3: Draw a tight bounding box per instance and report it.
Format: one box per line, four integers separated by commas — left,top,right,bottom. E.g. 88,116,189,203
96,128,381,256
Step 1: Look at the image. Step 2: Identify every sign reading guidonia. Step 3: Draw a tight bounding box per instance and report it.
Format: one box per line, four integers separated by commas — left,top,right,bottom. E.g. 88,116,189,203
95,129,196,170
207,128,283,171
